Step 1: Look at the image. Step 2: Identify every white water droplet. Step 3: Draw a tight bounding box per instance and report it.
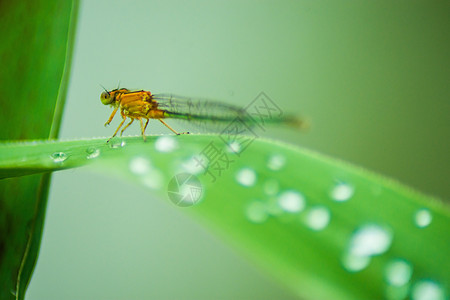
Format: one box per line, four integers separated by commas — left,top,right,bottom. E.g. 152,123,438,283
330,183,354,202
236,168,256,187
412,280,446,300
305,206,331,231
349,224,393,257
342,224,393,272
267,154,286,171
155,136,178,152
227,141,241,154
129,157,151,175
50,152,68,163
414,209,432,228
109,138,126,148
278,190,305,213
141,169,163,190
342,253,371,272
246,201,268,223
180,156,205,175
385,259,413,286
86,147,100,159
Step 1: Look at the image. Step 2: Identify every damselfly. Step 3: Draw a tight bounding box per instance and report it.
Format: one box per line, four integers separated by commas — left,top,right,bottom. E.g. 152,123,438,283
100,88,306,142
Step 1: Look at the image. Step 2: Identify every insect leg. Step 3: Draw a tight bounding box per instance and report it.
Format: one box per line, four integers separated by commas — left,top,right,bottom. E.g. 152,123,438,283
104,106,119,126
144,119,150,131
120,119,134,136
107,117,126,143
159,119,189,135
139,118,147,142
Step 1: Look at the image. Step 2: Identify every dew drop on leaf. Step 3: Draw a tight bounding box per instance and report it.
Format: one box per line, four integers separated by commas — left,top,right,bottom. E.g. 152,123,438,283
305,206,330,231
246,201,269,223
330,182,354,202
180,156,204,175
267,154,286,171
236,167,257,187
411,280,446,300
129,156,151,175
342,224,393,272
348,224,392,257
414,208,432,228
278,190,305,213
385,258,413,287
86,147,100,159
50,152,68,163
342,253,371,272
109,138,126,149
227,141,242,154
155,136,178,153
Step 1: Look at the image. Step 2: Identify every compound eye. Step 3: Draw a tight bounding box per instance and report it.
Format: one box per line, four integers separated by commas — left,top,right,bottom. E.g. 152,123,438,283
100,91,112,105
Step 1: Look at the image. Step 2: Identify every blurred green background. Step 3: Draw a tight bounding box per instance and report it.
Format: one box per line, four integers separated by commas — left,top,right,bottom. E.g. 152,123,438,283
26,1,449,299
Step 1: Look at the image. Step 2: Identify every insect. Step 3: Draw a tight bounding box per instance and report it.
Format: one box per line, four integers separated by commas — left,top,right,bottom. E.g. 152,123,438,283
101,88,186,142
100,88,307,142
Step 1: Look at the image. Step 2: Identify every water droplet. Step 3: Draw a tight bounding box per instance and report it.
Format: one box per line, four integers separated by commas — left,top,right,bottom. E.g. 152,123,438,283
349,224,393,257
278,190,305,213
267,154,286,171
305,206,330,231
86,147,100,159
141,169,163,190
330,183,354,202
227,141,241,154
109,138,126,148
342,224,393,272
412,280,446,300
263,179,279,196
180,156,205,175
236,168,257,187
155,136,177,152
50,152,68,163
385,259,413,286
342,253,371,272
129,157,151,175
246,201,268,223
414,209,432,228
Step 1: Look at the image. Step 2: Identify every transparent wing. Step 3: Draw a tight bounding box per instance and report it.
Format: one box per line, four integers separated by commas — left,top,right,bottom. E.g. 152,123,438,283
152,93,306,134
153,93,246,120
152,93,250,133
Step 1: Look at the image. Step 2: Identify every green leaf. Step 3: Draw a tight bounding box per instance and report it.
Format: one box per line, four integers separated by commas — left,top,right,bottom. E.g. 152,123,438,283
0,1,78,299
1,135,448,300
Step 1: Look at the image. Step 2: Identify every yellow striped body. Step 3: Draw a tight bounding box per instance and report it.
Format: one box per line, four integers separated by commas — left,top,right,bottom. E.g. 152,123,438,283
108,89,166,119
101,88,181,142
